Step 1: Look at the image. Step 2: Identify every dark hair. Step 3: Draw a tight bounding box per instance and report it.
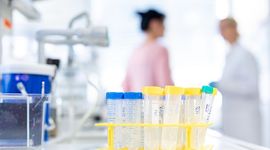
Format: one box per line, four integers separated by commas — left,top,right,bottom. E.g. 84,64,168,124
137,9,165,31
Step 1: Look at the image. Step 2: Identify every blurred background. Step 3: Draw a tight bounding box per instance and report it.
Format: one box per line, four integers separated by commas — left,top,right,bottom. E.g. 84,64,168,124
1,0,270,148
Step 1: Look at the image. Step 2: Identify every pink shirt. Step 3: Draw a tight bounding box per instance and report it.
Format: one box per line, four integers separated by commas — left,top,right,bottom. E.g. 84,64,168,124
122,42,174,92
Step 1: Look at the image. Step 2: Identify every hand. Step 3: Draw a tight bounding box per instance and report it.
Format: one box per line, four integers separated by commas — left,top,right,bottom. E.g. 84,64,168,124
209,81,218,88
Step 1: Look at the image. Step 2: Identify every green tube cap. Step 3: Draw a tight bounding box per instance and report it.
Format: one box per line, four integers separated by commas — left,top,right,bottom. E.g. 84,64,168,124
202,86,213,94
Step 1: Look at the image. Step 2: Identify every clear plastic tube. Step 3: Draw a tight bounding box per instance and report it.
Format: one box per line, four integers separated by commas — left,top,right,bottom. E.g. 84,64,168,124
199,86,216,148
185,88,202,149
122,92,142,150
106,92,123,149
177,94,186,149
144,95,163,150
143,87,163,150
161,93,182,150
192,95,203,149
202,93,214,122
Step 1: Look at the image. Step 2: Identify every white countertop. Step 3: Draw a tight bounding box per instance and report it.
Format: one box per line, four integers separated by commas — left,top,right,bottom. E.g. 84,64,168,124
206,130,270,150
1,129,269,150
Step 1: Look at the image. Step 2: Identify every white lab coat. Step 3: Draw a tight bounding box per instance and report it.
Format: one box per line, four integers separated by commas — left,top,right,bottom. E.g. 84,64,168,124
218,43,262,145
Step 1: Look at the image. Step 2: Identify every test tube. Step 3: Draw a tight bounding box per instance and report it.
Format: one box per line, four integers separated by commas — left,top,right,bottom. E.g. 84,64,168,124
161,86,184,150
106,92,123,149
177,90,186,149
201,86,217,122
199,86,217,146
143,86,164,150
123,92,143,150
184,88,202,149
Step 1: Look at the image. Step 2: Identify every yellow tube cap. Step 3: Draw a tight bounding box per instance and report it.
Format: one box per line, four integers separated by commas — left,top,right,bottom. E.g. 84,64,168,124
213,88,218,96
165,86,185,95
142,86,164,96
185,88,201,96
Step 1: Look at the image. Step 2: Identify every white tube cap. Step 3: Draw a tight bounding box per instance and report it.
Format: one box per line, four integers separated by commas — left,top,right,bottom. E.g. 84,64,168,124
0,64,56,77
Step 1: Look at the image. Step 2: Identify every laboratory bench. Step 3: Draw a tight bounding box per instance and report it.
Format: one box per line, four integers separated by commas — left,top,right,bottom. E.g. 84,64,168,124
2,129,269,150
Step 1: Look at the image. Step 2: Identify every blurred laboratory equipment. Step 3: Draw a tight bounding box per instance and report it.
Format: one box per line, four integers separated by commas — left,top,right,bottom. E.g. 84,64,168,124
36,12,109,64
216,18,261,145
0,64,55,145
36,12,109,138
122,9,173,92
46,58,61,137
0,0,40,64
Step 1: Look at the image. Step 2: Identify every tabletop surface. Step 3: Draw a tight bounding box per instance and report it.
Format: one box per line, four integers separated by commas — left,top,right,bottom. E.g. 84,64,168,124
0,129,269,150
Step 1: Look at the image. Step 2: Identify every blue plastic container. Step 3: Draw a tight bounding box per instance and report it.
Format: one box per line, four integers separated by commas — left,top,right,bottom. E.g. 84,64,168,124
0,64,55,94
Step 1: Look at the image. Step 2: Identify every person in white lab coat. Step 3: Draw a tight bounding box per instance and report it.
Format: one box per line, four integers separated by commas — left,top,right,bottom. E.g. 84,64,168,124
214,18,262,144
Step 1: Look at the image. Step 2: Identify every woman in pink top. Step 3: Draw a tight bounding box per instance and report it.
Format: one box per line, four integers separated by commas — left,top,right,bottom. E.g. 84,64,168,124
123,9,174,92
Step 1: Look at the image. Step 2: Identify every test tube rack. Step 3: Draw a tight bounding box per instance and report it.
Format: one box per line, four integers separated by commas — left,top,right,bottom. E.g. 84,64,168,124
95,123,213,150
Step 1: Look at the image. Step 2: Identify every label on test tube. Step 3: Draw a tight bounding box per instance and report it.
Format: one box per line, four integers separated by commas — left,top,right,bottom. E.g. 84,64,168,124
106,92,123,122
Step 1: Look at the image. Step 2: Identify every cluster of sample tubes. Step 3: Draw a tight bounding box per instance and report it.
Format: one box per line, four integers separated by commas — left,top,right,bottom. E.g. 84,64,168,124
106,86,217,150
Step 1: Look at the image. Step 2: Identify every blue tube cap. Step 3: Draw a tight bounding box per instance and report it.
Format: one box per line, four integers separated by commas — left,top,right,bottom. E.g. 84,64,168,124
106,92,124,99
124,92,143,100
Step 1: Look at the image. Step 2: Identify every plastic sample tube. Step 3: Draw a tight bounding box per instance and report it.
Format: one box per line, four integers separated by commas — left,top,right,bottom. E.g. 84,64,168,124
123,92,143,150
200,86,217,147
142,86,164,150
201,86,217,122
161,86,184,150
177,91,186,149
184,88,202,149
106,92,123,149
184,88,202,123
